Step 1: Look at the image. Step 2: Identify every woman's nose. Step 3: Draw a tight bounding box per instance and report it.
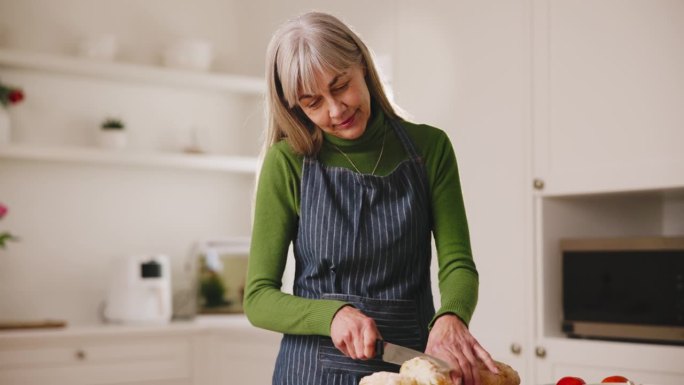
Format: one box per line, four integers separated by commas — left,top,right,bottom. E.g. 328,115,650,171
328,98,346,120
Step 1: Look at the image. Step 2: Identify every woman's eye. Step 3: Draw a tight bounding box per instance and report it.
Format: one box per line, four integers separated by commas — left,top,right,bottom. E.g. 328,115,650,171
307,99,320,109
332,82,350,93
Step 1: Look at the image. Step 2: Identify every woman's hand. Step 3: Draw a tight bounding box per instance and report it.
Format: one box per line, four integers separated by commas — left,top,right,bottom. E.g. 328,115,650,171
425,314,498,385
330,305,382,360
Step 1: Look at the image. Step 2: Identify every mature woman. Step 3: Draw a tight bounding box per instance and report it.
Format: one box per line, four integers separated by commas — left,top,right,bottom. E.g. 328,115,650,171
244,11,498,385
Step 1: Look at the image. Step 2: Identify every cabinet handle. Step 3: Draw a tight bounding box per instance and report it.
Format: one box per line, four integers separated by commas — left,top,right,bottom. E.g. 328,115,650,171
535,346,546,358
75,349,86,360
533,178,545,190
510,343,522,355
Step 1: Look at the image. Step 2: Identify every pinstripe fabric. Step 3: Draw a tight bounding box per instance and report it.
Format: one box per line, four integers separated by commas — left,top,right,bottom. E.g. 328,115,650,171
273,120,434,385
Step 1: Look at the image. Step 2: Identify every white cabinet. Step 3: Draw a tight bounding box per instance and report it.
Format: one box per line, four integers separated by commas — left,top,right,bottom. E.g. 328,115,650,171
0,330,193,385
0,317,282,385
194,325,281,385
530,1,684,384
534,338,684,385
531,0,684,196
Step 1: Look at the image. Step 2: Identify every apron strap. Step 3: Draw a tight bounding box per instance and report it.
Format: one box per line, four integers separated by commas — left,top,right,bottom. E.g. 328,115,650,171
390,119,422,161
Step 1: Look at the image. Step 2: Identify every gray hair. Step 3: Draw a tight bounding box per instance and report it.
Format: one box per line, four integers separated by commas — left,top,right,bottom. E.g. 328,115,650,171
264,11,400,156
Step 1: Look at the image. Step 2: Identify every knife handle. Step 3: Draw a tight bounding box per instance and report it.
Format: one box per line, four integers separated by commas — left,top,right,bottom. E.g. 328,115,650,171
374,339,385,358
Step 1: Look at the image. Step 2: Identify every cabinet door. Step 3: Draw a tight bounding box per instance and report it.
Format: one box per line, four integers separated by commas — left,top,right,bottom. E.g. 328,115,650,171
200,327,281,385
0,335,192,385
532,0,684,195
395,1,533,382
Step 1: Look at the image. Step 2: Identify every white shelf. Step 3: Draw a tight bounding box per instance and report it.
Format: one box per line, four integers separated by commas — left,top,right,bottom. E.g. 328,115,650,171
0,48,265,94
0,144,259,174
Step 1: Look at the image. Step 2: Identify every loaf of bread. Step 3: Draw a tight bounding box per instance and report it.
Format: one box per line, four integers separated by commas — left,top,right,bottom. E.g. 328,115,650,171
359,357,520,385
359,371,417,385
399,357,451,385
476,360,520,385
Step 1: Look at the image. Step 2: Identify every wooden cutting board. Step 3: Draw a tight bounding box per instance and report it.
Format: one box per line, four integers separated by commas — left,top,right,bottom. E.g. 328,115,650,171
0,320,67,330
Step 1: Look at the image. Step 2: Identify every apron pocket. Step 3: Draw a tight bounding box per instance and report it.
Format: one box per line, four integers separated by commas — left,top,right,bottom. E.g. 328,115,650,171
318,293,426,378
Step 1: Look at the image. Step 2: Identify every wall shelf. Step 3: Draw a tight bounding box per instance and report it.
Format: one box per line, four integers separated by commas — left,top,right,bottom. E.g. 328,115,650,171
0,144,259,174
0,48,265,94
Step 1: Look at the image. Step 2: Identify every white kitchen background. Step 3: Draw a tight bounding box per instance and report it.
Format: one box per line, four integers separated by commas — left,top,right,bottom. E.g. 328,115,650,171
0,1,683,385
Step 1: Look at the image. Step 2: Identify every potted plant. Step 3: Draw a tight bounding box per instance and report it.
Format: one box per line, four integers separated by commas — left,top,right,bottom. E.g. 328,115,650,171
0,202,18,249
98,117,127,149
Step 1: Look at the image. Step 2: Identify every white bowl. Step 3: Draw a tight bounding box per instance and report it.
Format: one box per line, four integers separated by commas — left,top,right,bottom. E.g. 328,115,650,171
163,38,214,71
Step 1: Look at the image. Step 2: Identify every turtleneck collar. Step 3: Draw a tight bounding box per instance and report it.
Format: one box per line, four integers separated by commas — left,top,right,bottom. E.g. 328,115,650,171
322,103,386,150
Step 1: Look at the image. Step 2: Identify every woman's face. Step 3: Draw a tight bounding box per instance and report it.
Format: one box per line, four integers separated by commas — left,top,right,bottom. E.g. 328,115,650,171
297,64,371,140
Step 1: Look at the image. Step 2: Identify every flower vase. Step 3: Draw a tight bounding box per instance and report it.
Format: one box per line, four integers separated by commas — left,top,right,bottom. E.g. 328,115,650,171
0,107,10,146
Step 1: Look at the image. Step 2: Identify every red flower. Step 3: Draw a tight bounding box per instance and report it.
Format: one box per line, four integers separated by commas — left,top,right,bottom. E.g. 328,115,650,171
8,90,23,104
0,82,25,107
0,203,7,219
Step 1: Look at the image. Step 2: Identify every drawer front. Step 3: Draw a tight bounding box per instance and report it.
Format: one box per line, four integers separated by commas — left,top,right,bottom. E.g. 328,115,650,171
0,337,192,385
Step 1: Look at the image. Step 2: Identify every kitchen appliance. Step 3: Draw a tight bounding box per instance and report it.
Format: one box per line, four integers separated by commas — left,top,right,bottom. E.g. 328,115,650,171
375,340,450,371
104,254,172,324
561,236,684,344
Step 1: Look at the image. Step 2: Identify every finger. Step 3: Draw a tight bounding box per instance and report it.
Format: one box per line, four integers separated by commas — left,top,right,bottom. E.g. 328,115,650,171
449,363,463,385
474,343,499,374
336,339,350,358
362,326,377,360
472,360,481,385
451,347,474,385
348,334,360,360
460,343,481,385
349,327,368,360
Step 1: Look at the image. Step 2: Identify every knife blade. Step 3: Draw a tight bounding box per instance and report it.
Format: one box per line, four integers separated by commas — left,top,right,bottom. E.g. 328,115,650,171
375,340,451,372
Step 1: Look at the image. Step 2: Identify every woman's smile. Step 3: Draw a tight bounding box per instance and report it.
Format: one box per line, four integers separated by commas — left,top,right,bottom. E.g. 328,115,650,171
335,110,357,129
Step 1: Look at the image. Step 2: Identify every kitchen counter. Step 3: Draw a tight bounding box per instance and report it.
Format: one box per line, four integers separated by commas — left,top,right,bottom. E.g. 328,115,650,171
0,314,262,341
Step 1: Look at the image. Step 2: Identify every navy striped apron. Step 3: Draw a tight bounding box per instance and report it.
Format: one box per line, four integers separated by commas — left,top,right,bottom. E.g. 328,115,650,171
272,120,435,385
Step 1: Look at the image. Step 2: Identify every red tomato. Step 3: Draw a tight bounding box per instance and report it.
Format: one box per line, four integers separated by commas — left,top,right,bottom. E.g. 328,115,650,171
602,375,630,383
556,376,586,385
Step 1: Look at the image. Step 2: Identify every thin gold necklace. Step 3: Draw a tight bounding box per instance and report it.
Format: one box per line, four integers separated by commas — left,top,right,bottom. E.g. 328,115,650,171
330,126,387,176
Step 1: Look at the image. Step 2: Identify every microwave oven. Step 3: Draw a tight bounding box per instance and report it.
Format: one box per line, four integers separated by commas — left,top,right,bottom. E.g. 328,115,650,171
561,236,684,344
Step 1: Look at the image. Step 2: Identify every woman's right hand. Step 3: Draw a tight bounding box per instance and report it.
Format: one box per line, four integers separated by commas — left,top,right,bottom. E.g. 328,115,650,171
330,305,382,360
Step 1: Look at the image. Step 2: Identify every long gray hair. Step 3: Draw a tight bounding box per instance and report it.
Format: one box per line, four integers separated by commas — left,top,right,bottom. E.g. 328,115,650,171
264,11,400,156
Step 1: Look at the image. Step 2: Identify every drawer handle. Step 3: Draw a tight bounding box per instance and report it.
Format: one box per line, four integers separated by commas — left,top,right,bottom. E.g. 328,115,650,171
75,349,86,360
510,343,522,355
535,346,546,359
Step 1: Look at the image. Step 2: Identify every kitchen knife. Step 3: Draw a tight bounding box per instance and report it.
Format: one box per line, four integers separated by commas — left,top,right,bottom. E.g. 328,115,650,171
375,340,452,372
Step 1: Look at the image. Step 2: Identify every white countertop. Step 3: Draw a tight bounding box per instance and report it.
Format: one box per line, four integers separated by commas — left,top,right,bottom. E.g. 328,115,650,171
0,314,261,341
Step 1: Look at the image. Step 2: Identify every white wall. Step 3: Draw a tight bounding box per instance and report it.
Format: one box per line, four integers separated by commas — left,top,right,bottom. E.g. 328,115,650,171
0,0,262,324
0,0,402,325
0,2,531,366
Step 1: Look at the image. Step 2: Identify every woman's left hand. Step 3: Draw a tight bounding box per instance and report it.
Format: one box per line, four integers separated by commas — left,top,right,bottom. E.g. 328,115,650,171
425,314,498,385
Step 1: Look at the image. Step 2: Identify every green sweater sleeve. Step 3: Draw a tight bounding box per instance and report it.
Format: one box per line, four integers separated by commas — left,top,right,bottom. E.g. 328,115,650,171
243,143,349,336
244,117,478,336
409,125,479,327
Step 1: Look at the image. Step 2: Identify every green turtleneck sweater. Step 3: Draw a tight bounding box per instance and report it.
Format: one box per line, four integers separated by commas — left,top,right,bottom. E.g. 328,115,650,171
244,108,478,337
